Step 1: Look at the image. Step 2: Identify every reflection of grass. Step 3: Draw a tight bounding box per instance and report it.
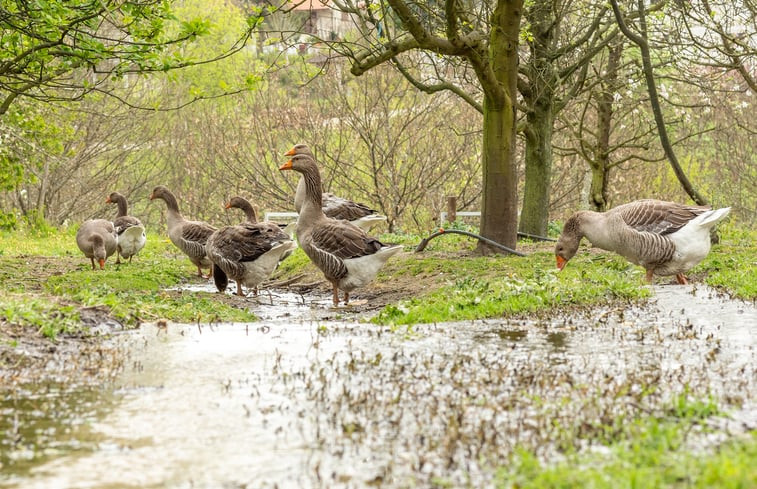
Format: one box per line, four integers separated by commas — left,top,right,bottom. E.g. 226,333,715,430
495,395,756,489
0,230,256,340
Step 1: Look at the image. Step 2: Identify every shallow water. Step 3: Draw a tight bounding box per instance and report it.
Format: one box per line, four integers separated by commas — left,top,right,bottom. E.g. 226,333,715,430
1,285,755,488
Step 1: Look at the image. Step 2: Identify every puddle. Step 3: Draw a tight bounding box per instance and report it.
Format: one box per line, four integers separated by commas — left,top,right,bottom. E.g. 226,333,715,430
1,285,755,488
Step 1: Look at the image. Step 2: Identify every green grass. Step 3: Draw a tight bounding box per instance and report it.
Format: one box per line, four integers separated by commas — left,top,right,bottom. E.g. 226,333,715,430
495,396,756,489
0,295,81,340
374,251,651,325
0,229,257,340
698,226,757,300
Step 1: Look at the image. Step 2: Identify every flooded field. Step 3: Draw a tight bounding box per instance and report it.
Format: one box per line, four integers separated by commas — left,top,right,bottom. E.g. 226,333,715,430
1,284,755,488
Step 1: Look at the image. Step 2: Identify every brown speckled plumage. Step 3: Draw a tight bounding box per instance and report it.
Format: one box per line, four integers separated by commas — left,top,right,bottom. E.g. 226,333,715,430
280,153,401,306
556,199,730,283
206,221,294,296
150,185,216,278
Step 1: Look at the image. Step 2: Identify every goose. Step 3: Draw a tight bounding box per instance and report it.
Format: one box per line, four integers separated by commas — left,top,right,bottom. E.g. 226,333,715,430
225,196,258,223
555,199,731,284
150,185,217,278
224,194,296,260
76,219,118,270
206,222,296,297
106,191,146,264
283,143,388,231
279,153,402,306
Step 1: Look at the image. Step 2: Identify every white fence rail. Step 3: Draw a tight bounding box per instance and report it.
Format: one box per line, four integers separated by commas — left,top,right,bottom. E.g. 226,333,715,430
264,212,299,222
439,211,480,225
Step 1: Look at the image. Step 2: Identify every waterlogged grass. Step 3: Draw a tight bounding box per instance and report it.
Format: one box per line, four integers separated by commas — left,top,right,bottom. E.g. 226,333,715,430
0,229,257,340
698,226,757,300
496,396,756,489
374,251,651,325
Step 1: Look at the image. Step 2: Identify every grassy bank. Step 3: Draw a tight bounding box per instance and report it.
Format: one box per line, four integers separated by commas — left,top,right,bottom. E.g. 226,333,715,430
0,223,754,339
366,224,755,326
0,227,256,341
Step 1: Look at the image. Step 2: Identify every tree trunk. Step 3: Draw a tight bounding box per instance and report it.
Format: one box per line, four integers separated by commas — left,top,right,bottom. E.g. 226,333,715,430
589,42,623,211
519,0,556,237
519,101,554,235
476,0,521,254
479,99,519,253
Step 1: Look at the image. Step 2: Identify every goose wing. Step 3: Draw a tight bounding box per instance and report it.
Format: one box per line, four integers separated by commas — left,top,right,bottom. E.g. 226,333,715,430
310,220,383,260
113,215,143,235
322,193,377,221
179,220,217,257
614,199,709,235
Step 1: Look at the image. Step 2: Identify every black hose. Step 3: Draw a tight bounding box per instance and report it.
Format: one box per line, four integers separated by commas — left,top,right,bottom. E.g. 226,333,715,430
415,229,528,256
517,231,557,242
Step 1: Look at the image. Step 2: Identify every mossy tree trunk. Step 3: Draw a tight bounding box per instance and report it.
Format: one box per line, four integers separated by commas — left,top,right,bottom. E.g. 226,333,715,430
589,41,623,211
518,0,556,237
519,98,554,236
341,0,523,254
478,0,522,252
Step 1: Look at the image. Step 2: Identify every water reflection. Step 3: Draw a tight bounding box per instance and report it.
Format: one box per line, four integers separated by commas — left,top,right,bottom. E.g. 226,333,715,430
0,383,116,479
0,285,754,489
496,329,527,343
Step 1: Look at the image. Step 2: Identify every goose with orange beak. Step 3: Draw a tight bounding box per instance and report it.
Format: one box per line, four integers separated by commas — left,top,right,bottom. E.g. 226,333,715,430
555,199,730,284
279,154,402,306
283,143,387,231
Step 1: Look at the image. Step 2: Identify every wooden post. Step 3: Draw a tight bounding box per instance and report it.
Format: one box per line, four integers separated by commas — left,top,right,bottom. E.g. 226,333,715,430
446,196,457,225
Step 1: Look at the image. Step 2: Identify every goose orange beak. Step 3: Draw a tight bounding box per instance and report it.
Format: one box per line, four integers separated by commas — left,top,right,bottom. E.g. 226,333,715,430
105,197,112,203
284,147,296,156
556,255,567,270
98,258,106,270
224,202,231,209
279,159,293,170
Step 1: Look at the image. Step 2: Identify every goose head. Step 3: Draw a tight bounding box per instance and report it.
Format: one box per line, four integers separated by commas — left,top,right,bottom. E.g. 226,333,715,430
555,213,584,270
284,143,312,157
149,185,171,201
105,192,124,204
279,153,318,174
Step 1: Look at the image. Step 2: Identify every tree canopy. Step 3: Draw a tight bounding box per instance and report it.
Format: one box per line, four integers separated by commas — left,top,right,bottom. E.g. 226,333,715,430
0,0,257,115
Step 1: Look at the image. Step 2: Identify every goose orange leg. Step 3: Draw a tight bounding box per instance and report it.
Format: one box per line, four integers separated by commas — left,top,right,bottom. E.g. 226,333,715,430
331,282,340,306
645,269,654,283
676,273,688,285
236,282,244,296
343,291,349,305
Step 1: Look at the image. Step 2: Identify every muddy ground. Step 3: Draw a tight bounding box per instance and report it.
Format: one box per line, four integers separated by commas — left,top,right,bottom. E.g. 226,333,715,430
0,253,433,388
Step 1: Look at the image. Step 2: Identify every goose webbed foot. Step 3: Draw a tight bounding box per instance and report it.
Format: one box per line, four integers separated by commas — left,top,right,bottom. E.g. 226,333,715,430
676,273,688,285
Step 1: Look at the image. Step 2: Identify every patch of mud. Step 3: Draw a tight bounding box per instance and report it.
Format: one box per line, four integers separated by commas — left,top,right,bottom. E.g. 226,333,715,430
2,285,755,489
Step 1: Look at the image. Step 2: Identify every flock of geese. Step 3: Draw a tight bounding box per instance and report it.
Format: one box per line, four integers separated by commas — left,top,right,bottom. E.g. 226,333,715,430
76,144,400,306
75,142,732,308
